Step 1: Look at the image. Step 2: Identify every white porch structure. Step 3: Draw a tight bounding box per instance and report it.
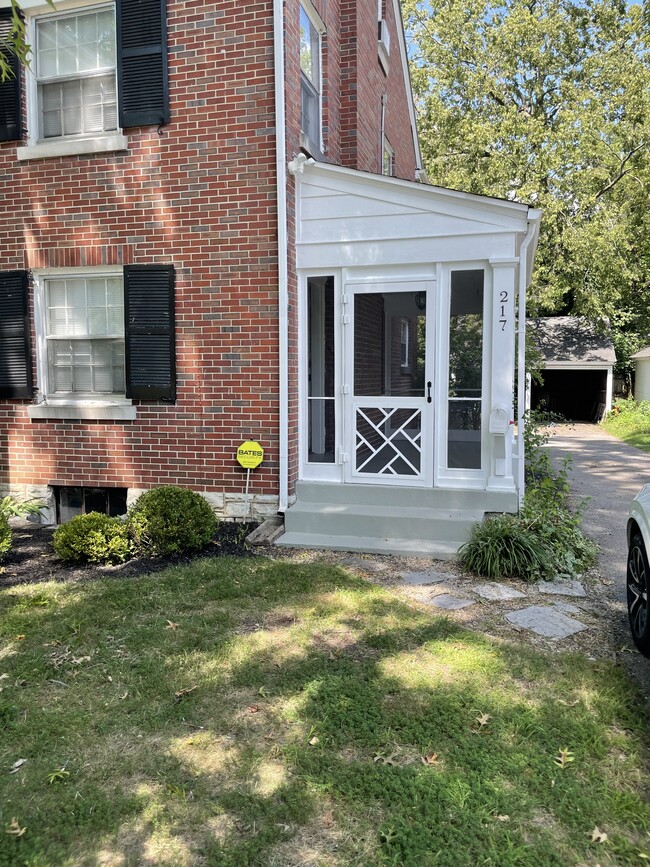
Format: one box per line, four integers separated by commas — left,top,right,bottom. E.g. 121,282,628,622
279,161,541,557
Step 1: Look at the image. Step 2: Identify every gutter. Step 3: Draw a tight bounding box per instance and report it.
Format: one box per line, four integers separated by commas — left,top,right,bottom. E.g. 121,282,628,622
273,0,289,513
516,208,542,510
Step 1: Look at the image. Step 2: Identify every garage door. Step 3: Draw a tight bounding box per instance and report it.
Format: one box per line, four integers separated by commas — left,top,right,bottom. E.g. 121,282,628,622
531,369,608,421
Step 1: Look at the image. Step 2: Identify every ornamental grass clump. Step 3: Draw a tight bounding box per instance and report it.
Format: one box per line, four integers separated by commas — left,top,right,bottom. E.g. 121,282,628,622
127,486,218,557
458,513,551,581
53,513,131,565
0,495,46,521
0,514,12,562
461,414,597,582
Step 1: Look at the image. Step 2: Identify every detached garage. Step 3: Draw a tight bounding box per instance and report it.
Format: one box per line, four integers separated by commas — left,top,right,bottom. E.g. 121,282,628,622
529,317,615,421
632,347,650,402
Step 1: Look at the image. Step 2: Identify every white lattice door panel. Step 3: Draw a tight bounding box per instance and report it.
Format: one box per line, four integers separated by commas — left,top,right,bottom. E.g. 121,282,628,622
354,403,423,478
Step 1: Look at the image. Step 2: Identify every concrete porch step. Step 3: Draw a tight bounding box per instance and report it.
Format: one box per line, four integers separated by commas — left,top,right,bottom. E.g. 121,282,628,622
294,481,516,513
284,500,483,544
276,532,460,560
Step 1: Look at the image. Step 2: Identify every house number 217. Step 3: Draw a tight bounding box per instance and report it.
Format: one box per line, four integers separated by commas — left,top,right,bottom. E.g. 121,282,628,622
499,291,508,331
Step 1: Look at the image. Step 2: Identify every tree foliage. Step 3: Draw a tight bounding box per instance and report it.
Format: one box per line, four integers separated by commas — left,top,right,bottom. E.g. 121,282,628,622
403,0,650,367
0,0,30,80
0,0,55,81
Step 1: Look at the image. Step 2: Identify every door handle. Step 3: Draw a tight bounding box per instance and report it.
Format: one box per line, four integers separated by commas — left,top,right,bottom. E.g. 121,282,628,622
426,381,432,403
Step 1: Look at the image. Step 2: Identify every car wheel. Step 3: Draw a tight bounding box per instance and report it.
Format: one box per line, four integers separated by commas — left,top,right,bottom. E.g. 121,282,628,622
627,532,650,657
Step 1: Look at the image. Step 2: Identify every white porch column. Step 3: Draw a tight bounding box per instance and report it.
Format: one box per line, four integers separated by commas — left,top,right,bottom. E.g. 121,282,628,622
488,258,518,491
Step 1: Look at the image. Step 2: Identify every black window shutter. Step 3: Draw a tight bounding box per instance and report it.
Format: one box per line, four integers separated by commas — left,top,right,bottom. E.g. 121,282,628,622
124,265,176,401
0,271,32,399
0,9,23,142
117,0,169,128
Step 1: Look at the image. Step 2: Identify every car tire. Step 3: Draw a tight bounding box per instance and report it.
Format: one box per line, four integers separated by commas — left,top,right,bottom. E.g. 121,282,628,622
627,531,650,657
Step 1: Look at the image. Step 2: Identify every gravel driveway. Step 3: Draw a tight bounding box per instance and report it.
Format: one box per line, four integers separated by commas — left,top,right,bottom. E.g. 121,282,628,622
546,422,650,698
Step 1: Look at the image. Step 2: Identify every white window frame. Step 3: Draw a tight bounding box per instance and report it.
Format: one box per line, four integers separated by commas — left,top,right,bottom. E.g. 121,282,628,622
382,135,394,176
19,0,128,161
299,0,325,155
29,266,135,421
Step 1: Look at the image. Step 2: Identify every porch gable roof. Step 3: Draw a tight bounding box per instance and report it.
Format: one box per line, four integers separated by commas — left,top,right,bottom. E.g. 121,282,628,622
295,161,538,271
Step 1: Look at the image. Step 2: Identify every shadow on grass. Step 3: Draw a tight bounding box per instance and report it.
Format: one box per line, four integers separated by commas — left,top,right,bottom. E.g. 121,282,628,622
1,558,649,867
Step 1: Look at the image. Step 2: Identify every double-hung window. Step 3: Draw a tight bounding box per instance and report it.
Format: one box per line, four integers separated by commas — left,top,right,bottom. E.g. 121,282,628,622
0,265,175,413
43,274,125,398
35,6,117,141
299,3,323,153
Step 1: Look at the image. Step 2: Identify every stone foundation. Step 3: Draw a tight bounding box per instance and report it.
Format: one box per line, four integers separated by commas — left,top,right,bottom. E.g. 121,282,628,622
1,484,279,526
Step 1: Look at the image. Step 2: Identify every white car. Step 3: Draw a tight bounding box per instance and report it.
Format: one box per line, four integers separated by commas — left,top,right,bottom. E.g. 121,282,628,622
627,484,650,657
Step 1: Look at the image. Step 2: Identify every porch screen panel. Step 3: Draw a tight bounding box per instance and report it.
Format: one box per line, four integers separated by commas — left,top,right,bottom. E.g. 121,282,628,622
353,291,426,478
307,276,335,462
448,270,484,469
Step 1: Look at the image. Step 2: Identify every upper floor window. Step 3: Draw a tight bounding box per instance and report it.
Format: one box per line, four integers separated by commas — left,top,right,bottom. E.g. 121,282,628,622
299,3,323,153
35,6,118,141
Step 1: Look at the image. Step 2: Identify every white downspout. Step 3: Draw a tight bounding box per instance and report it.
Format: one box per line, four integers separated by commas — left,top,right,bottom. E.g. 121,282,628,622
516,209,542,510
274,0,289,513
379,93,387,172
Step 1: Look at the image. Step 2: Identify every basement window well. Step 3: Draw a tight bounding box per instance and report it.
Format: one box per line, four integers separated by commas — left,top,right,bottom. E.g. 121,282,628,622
54,485,127,523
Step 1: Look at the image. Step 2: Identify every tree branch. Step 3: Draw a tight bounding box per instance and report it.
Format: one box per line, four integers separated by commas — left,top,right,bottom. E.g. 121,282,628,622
595,142,648,199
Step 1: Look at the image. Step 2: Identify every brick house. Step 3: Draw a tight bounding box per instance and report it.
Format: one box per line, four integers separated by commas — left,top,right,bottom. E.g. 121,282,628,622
0,0,540,556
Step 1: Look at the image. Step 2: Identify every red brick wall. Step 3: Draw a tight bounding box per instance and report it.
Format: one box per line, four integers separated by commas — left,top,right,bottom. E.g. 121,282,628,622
285,0,417,177
340,0,418,179
0,0,419,508
354,294,385,396
0,0,281,500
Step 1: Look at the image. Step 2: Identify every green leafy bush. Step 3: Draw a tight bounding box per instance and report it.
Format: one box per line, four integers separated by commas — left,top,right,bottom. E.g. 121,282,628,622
459,513,551,580
608,398,650,419
602,398,650,453
53,513,131,565
127,486,218,557
0,514,12,562
520,458,597,579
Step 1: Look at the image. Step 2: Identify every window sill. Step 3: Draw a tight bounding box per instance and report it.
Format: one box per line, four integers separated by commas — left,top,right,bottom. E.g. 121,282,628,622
299,131,325,161
16,134,128,162
28,401,137,421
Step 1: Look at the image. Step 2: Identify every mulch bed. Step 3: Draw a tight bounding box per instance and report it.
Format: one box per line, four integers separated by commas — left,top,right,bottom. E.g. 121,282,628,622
0,519,259,589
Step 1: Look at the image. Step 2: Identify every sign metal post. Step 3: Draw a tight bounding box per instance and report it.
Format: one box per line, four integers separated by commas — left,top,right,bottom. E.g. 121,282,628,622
236,441,264,520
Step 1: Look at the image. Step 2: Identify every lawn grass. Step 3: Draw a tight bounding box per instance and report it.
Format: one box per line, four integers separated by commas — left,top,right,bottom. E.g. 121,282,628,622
602,401,650,453
1,557,649,866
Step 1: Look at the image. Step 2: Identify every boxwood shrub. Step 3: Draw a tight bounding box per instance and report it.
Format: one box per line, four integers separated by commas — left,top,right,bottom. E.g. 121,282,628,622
53,512,132,565
127,486,218,557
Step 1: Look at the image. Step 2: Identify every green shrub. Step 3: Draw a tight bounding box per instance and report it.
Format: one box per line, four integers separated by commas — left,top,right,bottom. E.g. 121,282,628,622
608,398,650,419
0,514,12,562
459,513,551,581
127,486,218,557
53,513,131,565
520,459,597,579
